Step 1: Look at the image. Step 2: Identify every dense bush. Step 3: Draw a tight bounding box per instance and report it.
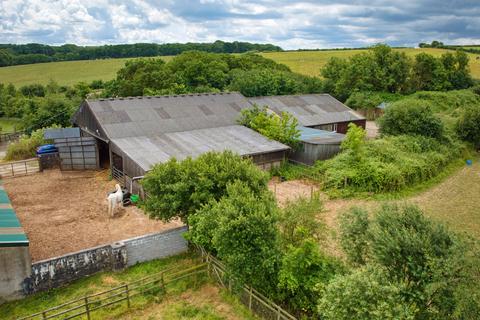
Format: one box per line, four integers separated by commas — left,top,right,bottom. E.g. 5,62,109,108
141,151,270,222
188,181,280,292
238,104,300,148
378,100,444,139
333,204,480,319
278,239,341,316
456,104,480,148
104,51,322,98
322,45,473,100
318,265,414,320
345,91,402,110
317,134,463,193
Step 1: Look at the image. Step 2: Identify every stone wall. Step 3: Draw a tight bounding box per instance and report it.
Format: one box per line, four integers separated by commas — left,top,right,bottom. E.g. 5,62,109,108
22,226,187,295
23,243,127,295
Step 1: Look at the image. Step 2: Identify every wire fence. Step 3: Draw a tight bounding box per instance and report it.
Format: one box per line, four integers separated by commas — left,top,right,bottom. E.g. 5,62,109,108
16,263,208,320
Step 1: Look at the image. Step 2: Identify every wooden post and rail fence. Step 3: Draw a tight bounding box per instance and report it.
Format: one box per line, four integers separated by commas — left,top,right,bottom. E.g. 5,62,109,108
0,158,41,178
15,248,297,320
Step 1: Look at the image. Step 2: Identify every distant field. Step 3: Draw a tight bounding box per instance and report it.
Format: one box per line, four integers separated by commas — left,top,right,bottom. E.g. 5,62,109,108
261,48,480,78
0,48,479,87
0,56,172,87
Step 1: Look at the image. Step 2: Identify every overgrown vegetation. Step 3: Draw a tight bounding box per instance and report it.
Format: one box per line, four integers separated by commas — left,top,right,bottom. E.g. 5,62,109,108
4,127,56,161
238,104,301,148
326,204,480,319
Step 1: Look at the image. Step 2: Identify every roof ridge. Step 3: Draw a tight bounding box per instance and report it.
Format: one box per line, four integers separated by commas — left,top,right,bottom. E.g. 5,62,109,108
89,91,238,102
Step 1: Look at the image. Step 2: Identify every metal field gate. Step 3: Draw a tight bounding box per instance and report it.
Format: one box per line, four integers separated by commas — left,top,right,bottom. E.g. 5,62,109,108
54,136,99,170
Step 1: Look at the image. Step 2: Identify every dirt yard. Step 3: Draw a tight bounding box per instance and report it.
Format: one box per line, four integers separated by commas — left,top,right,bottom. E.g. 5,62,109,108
3,170,182,262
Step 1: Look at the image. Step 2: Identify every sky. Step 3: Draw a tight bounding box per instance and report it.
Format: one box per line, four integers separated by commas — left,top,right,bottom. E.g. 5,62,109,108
1,0,479,49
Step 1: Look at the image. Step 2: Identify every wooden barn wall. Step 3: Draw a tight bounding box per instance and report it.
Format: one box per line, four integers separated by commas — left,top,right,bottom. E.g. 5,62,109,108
109,142,146,181
290,142,341,165
72,103,108,141
334,120,366,134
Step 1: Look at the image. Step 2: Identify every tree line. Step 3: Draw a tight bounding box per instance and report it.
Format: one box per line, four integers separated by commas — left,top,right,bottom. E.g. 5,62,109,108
0,40,282,67
322,44,474,101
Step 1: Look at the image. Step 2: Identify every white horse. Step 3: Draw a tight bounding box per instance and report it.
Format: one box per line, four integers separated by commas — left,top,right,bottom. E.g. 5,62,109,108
107,184,123,218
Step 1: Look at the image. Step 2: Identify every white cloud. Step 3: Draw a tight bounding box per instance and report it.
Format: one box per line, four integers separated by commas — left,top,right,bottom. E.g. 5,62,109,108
0,0,479,48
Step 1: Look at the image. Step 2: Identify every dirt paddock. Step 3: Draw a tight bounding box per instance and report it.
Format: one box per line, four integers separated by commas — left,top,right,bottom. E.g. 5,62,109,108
3,169,182,262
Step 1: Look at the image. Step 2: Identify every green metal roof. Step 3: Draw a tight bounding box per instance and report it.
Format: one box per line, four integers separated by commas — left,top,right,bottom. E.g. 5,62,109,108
0,184,29,247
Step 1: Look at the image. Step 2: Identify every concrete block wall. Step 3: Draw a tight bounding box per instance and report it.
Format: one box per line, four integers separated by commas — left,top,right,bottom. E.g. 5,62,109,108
0,247,31,302
20,227,188,295
124,226,188,266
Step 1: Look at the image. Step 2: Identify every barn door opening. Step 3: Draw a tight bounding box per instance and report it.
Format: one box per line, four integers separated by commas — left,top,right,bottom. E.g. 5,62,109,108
111,152,125,184
97,139,110,169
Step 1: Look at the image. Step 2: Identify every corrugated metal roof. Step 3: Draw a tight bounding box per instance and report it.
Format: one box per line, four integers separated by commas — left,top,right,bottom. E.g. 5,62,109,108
44,128,80,139
112,125,290,171
0,184,28,247
86,92,252,139
299,126,345,145
249,94,365,127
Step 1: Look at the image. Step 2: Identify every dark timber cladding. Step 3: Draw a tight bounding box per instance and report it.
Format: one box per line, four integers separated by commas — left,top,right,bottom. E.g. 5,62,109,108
249,94,366,134
72,93,290,179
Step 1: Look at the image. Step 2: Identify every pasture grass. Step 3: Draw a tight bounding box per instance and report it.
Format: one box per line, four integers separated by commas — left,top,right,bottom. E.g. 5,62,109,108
0,56,172,87
0,252,201,319
1,48,478,87
261,48,480,78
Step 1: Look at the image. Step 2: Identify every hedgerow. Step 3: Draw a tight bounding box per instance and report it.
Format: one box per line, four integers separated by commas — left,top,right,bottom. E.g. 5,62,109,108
316,134,464,193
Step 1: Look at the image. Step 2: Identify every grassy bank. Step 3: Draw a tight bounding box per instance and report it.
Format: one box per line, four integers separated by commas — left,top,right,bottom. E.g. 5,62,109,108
0,252,256,320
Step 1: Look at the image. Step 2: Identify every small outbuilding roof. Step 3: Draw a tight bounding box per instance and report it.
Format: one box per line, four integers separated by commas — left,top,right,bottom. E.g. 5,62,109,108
111,125,289,171
0,183,28,247
298,126,345,145
84,92,251,139
249,94,365,127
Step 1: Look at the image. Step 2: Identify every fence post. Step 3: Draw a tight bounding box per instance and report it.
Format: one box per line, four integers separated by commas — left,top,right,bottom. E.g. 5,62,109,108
161,273,166,294
24,161,28,175
11,163,14,177
277,304,281,320
125,284,131,308
42,311,47,320
84,296,91,320
248,286,253,310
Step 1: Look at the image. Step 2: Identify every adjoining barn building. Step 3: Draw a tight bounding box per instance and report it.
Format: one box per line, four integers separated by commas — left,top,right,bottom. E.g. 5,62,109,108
249,94,366,134
72,92,289,191
249,94,365,165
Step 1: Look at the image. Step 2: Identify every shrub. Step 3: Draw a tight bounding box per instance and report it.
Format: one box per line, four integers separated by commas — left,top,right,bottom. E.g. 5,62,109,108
317,134,463,193
238,104,300,148
318,264,415,320
336,204,480,319
456,104,480,148
187,181,280,293
141,151,269,222
278,239,341,316
339,207,370,266
378,99,444,139
277,195,325,248
4,128,52,161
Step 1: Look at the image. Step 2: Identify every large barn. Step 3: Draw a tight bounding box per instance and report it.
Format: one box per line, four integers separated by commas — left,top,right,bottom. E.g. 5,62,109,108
72,92,290,190
249,94,366,134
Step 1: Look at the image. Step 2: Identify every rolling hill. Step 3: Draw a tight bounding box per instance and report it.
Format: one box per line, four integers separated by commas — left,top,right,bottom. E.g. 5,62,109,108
0,48,478,87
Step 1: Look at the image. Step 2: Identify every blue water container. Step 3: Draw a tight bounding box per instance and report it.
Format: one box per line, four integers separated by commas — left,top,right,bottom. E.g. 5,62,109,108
466,159,473,166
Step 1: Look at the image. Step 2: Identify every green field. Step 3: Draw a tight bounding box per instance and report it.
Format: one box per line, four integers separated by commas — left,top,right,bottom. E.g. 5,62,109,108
261,48,480,78
0,57,172,86
0,118,22,133
0,48,479,87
